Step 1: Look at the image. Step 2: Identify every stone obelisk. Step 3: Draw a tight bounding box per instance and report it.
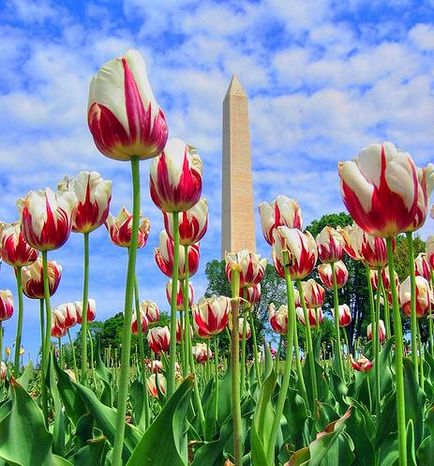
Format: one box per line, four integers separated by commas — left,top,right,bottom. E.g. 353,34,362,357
221,75,256,257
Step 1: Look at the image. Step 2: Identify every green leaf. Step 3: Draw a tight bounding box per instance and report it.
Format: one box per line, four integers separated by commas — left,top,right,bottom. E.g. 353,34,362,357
95,340,113,407
70,436,108,466
126,376,193,466
49,353,66,456
283,387,309,451
417,435,434,465
374,391,396,449
129,380,146,432
16,361,33,391
251,424,269,466
406,419,417,466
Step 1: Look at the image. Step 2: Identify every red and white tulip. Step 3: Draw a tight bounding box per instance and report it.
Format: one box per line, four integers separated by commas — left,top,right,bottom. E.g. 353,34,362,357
296,306,323,327
241,283,261,305
400,275,431,318
0,222,38,267
57,303,78,329
105,206,150,248
333,304,352,327
316,226,344,263
88,49,168,161
225,250,267,288
147,326,170,353
370,266,399,291
192,342,213,364
75,299,96,324
301,279,325,308
318,261,348,289
350,354,373,372
21,258,62,299
407,164,434,232
166,279,194,311
367,319,386,343
0,290,13,321
193,296,230,336
140,300,160,323
146,374,167,398
0,361,6,380
51,308,67,338
238,318,251,340
268,303,288,335
414,253,431,281
131,311,148,335
427,235,434,269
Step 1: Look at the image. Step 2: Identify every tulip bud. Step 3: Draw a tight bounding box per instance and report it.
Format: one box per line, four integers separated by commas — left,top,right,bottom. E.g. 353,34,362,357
296,306,323,327
400,275,431,318
192,307,212,339
193,296,230,337
258,196,302,245
166,280,194,311
146,374,167,398
88,49,168,161
318,261,348,289
21,258,62,299
302,279,325,308
0,361,6,381
51,308,67,338
192,342,213,364
350,354,373,372
268,303,288,335
238,318,251,340
339,142,419,237
272,227,317,280
57,302,78,329
147,326,170,353
367,319,386,343
316,226,344,263
427,235,434,270
131,311,148,335
407,164,434,232
241,283,261,305
414,253,431,281
59,171,112,234
163,198,208,246
333,304,352,327
105,206,150,248
139,300,160,323
225,250,267,288
176,319,193,343
0,222,38,267
150,138,203,213
0,290,13,321
146,359,163,373
75,299,96,324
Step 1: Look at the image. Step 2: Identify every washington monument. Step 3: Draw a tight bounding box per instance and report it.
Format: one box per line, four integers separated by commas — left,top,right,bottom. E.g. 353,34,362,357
221,75,256,257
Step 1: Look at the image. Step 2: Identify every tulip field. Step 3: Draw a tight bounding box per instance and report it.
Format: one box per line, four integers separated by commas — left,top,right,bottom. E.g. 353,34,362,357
1,49,434,466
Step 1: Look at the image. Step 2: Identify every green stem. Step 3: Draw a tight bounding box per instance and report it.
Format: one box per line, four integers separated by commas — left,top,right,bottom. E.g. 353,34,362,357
179,295,187,375
386,237,407,466
405,232,418,377
275,335,282,372
42,250,52,427
374,270,382,416
293,317,308,404
133,274,146,383
168,212,180,397
429,272,434,352
417,324,424,390
214,336,219,424
296,280,317,407
266,251,296,464
58,338,62,368
331,262,345,381
112,157,141,466
87,329,97,389
248,307,261,385
380,278,392,338
240,312,247,392
80,232,90,386
67,329,78,381
13,266,24,375
230,269,243,465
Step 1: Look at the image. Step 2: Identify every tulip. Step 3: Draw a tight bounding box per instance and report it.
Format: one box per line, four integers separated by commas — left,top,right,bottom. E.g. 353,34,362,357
17,188,77,251
163,198,208,246
88,49,168,161
146,359,163,373
367,319,386,343
296,306,323,327
338,224,364,261
105,206,150,248
139,300,160,323
316,226,344,263
146,374,167,398
301,279,325,308
427,235,434,269
339,142,419,237
75,299,96,324
359,233,388,269
407,164,434,232
241,283,261,305
0,222,38,267
166,279,194,311
318,261,348,289
147,326,170,353
258,196,302,245
192,342,213,364
0,360,6,381
150,138,203,213
51,308,67,338
131,311,148,335
155,230,200,279
193,296,230,336
21,258,62,299
400,275,431,318
176,319,193,343
0,290,13,321
272,227,317,280
268,303,288,335
59,171,112,233
350,354,373,372
333,304,352,327
238,318,251,340
370,267,399,291
192,310,212,339
225,250,267,288
5,347,11,358
414,253,431,281
57,303,78,329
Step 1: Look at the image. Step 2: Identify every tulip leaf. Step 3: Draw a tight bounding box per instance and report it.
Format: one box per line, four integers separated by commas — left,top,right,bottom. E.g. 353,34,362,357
49,352,66,456
16,361,33,391
251,424,269,466
406,419,417,466
69,436,108,466
95,340,113,407
283,386,309,450
374,391,396,449
129,379,147,432
126,376,193,466
417,435,434,465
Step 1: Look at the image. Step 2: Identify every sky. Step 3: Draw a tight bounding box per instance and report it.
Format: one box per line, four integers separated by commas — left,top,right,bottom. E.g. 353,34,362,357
0,0,433,361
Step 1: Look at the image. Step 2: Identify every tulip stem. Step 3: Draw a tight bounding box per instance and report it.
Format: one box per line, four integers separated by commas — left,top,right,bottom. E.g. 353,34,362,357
248,306,261,385
58,338,62,368
112,157,141,466
386,237,407,466
42,251,53,427
179,294,187,375
331,262,345,382
133,274,146,384
214,336,219,425
417,325,424,390
13,267,24,375
296,280,317,408
230,269,243,465
405,232,418,378
87,329,97,389
67,329,78,381
374,271,382,417
168,212,180,398
240,310,247,392
430,272,434,352
267,251,296,464
79,232,90,386
380,279,392,338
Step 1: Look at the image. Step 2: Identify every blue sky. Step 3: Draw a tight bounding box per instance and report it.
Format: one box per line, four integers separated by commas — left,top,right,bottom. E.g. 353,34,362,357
0,0,433,361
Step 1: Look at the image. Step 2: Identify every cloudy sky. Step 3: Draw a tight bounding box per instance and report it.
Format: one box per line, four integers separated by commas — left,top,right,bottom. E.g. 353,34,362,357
0,0,433,360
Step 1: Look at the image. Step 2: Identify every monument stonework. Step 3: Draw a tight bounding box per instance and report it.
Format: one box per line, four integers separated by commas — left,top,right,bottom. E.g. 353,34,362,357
221,75,256,257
